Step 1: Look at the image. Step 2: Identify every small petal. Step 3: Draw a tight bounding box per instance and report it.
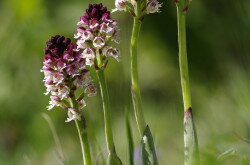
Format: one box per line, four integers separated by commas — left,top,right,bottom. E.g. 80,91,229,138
73,73,91,87
76,39,88,50
85,58,94,66
115,0,128,11
93,36,105,48
56,59,66,71
58,85,70,99
82,30,93,41
78,99,86,109
85,83,97,97
77,20,89,28
47,95,61,110
89,19,99,29
81,48,95,59
146,0,162,14
52,73,64,86
74,32,82,39
103,46,120,61
65,108,81,122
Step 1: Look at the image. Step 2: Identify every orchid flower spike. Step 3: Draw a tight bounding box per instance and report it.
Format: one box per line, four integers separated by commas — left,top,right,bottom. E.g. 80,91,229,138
75,3,120,70
41,35,96,122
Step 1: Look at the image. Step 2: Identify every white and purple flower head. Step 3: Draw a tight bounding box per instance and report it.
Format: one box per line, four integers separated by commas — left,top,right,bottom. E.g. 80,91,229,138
41,35,96,122
75,3,120,69
114,0,162,16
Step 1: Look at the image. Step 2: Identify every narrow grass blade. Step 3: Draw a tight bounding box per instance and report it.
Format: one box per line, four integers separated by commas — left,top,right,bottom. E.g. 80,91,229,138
217,148,237,160
42,113,66,164
126,111,134,165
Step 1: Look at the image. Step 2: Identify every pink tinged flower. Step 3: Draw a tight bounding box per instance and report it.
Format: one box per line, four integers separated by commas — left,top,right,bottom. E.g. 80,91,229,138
81,48,95,59
93,36,105,48
75,59,86,70
82,30,93,41
77,27,85,33
76,39,88,50
146,0,162,14
103,46,120,61
47,95,61,110
73,72,91,87
43,55,55,68
101,22,117,36
56,59,66,71
65,108,81,122
100,23,109,33
78,99,86,109
44,79,56,95
102,13,111,21
63,53,74,61
86,58,94,66
115,0,127,11
74,32,82,39
85,83,97,97
77,20,89,28
58,85,70,99
42,68,54,78
66,65,79,77
52,72,64,86
81,48,95,66
89,19,99,29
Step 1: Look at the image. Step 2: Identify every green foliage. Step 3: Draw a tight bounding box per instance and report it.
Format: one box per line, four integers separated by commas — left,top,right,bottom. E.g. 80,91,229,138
0,0,250,164
126,111,134,165
141,126,158,165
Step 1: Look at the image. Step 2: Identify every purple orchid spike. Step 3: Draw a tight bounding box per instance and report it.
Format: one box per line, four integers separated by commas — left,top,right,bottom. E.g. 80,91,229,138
41,35,96,122
75,3,120,69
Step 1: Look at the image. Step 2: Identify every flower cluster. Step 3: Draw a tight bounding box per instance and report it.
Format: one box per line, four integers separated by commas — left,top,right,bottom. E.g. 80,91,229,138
114,0,162,16
75,3,120,69
41,35,96,122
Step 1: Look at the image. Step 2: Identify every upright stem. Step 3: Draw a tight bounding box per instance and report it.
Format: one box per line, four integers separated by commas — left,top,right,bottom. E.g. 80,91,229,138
130,17,146,136
75,120,92,165
177,10,191,111
70,96,91,165
177,6,199,165
96,69,116,154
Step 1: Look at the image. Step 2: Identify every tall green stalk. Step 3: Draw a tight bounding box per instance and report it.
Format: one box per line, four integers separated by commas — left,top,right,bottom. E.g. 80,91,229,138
70,96,91,165
97,69,122,165
130,1,158,164
176,2,200,165
130,17,146,136
96,70,115,153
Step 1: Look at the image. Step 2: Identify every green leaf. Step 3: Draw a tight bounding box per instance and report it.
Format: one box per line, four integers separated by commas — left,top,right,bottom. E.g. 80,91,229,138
217,148,237,161
141,125,158,165
108,153,123,165
126,111,134,165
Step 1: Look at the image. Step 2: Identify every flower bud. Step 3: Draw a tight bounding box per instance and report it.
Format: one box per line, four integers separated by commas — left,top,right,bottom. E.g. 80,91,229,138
115,0,127,11
146,0,162,14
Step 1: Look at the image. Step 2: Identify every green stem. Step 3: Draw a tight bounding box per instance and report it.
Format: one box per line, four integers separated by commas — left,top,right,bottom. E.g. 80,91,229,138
70,96,91,165
177,8,191,111
177,5,200,165
130,17,146,136
96,69,116,154
75,120,92,165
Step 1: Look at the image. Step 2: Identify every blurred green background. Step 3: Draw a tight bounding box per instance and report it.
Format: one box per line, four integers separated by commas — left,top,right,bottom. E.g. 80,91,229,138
1,0,250,164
